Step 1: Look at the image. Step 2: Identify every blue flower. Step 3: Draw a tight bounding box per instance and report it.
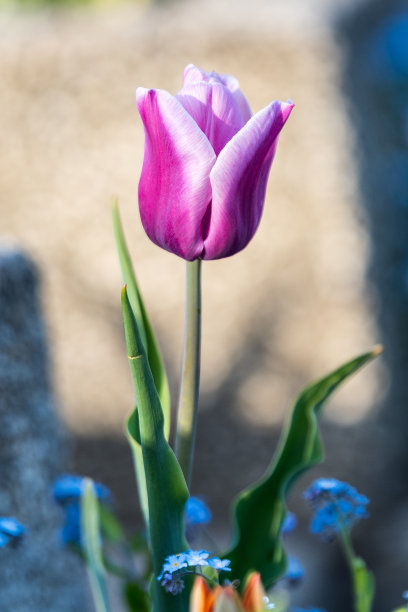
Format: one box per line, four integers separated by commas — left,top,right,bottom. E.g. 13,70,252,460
0,517,26,548
59,503,81,546
160,572,185,595
159,553,188,578
185,549,210,567
53,474,110,505
53,475,111,547
281,511,298,535
366,11,408,84
185,497,212,526
284,555,304,585
208,557,231,571
303,478,369,541
157,549,232,594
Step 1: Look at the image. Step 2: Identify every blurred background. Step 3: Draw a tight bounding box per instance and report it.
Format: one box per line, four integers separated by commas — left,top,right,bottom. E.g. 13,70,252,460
0,0,407,609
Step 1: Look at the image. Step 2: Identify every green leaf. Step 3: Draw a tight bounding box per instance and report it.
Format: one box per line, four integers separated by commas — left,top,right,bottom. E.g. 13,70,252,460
112,199,171,438
224,346,383,589
98,505,125,544
124,581,150,612
81,479,111,612
121,286,190,612
126,409,150,536
351,556,375,612
113,200,172,537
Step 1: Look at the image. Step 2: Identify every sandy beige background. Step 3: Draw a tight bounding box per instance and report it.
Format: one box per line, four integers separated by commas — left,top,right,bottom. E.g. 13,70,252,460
0,0,384,443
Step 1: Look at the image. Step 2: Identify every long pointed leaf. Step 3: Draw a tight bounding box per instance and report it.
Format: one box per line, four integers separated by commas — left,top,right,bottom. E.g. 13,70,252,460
224,346,382,589
81,479,111,612
121,286,189,612
127,409,150,534
113,201,171,535
112,200,171,438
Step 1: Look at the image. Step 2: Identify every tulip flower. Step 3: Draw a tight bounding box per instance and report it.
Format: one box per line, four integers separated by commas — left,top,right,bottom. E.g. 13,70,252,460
136,64,293,261
190,572,274,612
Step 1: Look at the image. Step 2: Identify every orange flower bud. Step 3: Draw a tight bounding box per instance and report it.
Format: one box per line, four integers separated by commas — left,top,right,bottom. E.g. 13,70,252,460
190,572,269,612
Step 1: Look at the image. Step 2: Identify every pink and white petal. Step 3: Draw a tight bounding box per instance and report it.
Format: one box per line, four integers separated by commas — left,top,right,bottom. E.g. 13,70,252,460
136,87,216,260
203,100,294,260
182,64,207,87
182,64,252,125
176,81,246,155
215,73,252,124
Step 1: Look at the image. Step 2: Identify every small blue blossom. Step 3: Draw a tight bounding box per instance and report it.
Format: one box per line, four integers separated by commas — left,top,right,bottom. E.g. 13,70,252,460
282,511,298,535
159,553,188,578
208,557,231,571
185,497,212,526
157,549,232,594
366,11,408,84
160,572,185,595
53,475,111,547
185,549,210,567
303,478,369,540
60,503,81,546
53,474,110,505
185,496,212,542
284,555,304,585
403,590,408,601
0,517,26,548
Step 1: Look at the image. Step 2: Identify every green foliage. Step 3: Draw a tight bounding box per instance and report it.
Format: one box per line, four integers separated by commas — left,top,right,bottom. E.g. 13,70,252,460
350,556,375,612
81,479,112,612
224,347,382,590
124,581,150,612
112,200,171,437
113,200,172,535
121,286,190,612
98,504,125,544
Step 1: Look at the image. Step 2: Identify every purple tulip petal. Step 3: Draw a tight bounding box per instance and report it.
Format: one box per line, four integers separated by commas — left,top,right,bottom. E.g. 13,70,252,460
183,64,252,126
203,100,294,259
176,81,246,155
136,87,216,260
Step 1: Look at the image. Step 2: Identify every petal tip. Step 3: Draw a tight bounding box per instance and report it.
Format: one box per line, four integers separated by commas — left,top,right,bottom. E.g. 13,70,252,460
283,99,295,120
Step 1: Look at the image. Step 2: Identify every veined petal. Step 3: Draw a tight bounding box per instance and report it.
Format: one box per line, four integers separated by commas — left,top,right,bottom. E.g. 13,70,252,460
241,573,267,612
136,87,216,260
213,587,245,612
190,577,213,612
183,64,252,126
177,81,246,155
203,100,294,259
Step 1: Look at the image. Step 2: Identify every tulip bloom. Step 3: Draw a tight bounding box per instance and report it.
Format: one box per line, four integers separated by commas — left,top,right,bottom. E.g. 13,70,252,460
190,572,273,612
136,65,293,261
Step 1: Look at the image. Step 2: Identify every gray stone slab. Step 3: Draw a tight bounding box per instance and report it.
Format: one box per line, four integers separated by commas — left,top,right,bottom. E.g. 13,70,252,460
0,248,91,611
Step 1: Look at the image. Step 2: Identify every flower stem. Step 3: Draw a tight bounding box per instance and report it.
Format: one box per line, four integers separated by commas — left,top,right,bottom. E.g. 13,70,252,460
175,259,202,488
339,524,374,612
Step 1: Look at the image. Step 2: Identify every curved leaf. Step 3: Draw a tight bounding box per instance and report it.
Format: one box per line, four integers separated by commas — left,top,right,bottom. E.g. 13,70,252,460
351,556,375,612
121,286,189,612
224,346,383,589
112,199,171,438
113,200,171,537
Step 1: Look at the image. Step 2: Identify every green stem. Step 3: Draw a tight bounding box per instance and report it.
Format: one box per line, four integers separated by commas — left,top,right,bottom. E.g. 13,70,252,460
339,523,374,612
339,524,356,568
175,259,202,488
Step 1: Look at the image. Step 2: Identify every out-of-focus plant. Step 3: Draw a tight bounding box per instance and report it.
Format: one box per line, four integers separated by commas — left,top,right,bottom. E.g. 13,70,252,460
0,517,25,548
